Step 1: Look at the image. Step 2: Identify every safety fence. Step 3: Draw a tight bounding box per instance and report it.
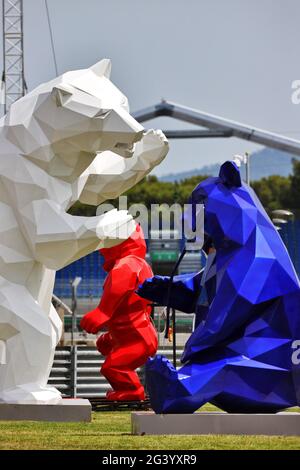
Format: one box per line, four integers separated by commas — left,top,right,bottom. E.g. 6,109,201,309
48,345,184,398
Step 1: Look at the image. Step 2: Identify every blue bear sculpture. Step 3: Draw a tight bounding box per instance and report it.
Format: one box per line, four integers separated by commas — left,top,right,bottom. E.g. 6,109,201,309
138,161,300,413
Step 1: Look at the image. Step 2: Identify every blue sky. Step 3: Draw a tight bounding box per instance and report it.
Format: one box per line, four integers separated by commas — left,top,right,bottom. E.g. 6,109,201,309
1,0,300,176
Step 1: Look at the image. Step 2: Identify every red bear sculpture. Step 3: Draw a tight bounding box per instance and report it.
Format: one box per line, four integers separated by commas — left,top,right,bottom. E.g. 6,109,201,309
80,224,158,401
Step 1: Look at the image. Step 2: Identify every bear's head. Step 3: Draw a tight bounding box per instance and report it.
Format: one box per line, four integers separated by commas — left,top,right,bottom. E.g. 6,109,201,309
189,161,265,250
5,59,144,182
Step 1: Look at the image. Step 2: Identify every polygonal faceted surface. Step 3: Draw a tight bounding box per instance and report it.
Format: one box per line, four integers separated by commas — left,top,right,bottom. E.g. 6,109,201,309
141,161,300,413
0,59,168,404
80,225,158,401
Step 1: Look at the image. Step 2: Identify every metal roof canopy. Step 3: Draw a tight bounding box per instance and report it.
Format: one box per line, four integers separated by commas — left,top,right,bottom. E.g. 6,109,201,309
133,100,300,157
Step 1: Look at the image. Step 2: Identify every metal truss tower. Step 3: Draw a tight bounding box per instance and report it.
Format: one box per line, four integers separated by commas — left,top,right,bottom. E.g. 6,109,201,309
2,0,25,113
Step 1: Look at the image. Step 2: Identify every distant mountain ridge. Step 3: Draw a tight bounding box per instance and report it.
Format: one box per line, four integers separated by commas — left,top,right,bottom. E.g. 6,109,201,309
159,148,300,182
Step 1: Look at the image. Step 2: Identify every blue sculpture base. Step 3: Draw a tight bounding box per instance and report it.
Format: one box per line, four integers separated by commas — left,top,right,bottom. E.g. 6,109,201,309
131,411,300,436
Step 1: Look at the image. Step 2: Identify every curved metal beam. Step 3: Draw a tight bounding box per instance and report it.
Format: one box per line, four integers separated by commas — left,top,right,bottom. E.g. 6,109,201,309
133,100,300,156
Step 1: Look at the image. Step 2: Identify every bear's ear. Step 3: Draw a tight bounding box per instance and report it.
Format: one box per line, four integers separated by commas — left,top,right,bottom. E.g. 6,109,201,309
219,161,242,188
52,85,73,107
90,59,111,78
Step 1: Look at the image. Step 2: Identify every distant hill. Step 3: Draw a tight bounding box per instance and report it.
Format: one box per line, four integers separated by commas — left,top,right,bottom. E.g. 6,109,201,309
160,148,300,182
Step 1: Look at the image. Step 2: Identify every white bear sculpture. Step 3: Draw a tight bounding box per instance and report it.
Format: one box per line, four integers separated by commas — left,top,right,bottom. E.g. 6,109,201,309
0,59,168,404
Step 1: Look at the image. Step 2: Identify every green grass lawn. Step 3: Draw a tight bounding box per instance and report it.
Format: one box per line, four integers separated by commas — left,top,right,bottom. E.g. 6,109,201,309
0,404,299,450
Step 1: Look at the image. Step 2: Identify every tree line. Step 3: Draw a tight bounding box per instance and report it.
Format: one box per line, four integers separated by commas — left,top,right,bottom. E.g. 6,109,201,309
69,159,300,217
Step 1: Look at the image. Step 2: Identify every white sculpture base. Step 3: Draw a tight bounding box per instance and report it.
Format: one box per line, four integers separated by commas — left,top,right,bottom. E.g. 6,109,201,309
131,411,300,436
0,399,91,422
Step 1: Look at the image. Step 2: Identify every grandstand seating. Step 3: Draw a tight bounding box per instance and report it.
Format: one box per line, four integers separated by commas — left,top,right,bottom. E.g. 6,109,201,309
54,251,106,299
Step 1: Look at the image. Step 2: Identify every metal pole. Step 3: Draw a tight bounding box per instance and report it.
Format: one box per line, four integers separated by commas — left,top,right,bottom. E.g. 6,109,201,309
70,277,81,398
245,152,250,186
70,344,77,398
71,276,81,346
71,284,76,346
172,308,176,369
164,248,186,340
164,248,186,369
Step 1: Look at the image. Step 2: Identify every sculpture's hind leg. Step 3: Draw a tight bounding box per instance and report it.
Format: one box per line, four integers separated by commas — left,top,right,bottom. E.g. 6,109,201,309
146,355,225,413
0,280,62,404
211,360,297,413
146,354,297,414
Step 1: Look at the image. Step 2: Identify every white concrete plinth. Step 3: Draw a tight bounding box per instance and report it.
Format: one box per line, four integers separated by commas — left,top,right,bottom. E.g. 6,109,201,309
0,399,91,422
131,411,300,436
